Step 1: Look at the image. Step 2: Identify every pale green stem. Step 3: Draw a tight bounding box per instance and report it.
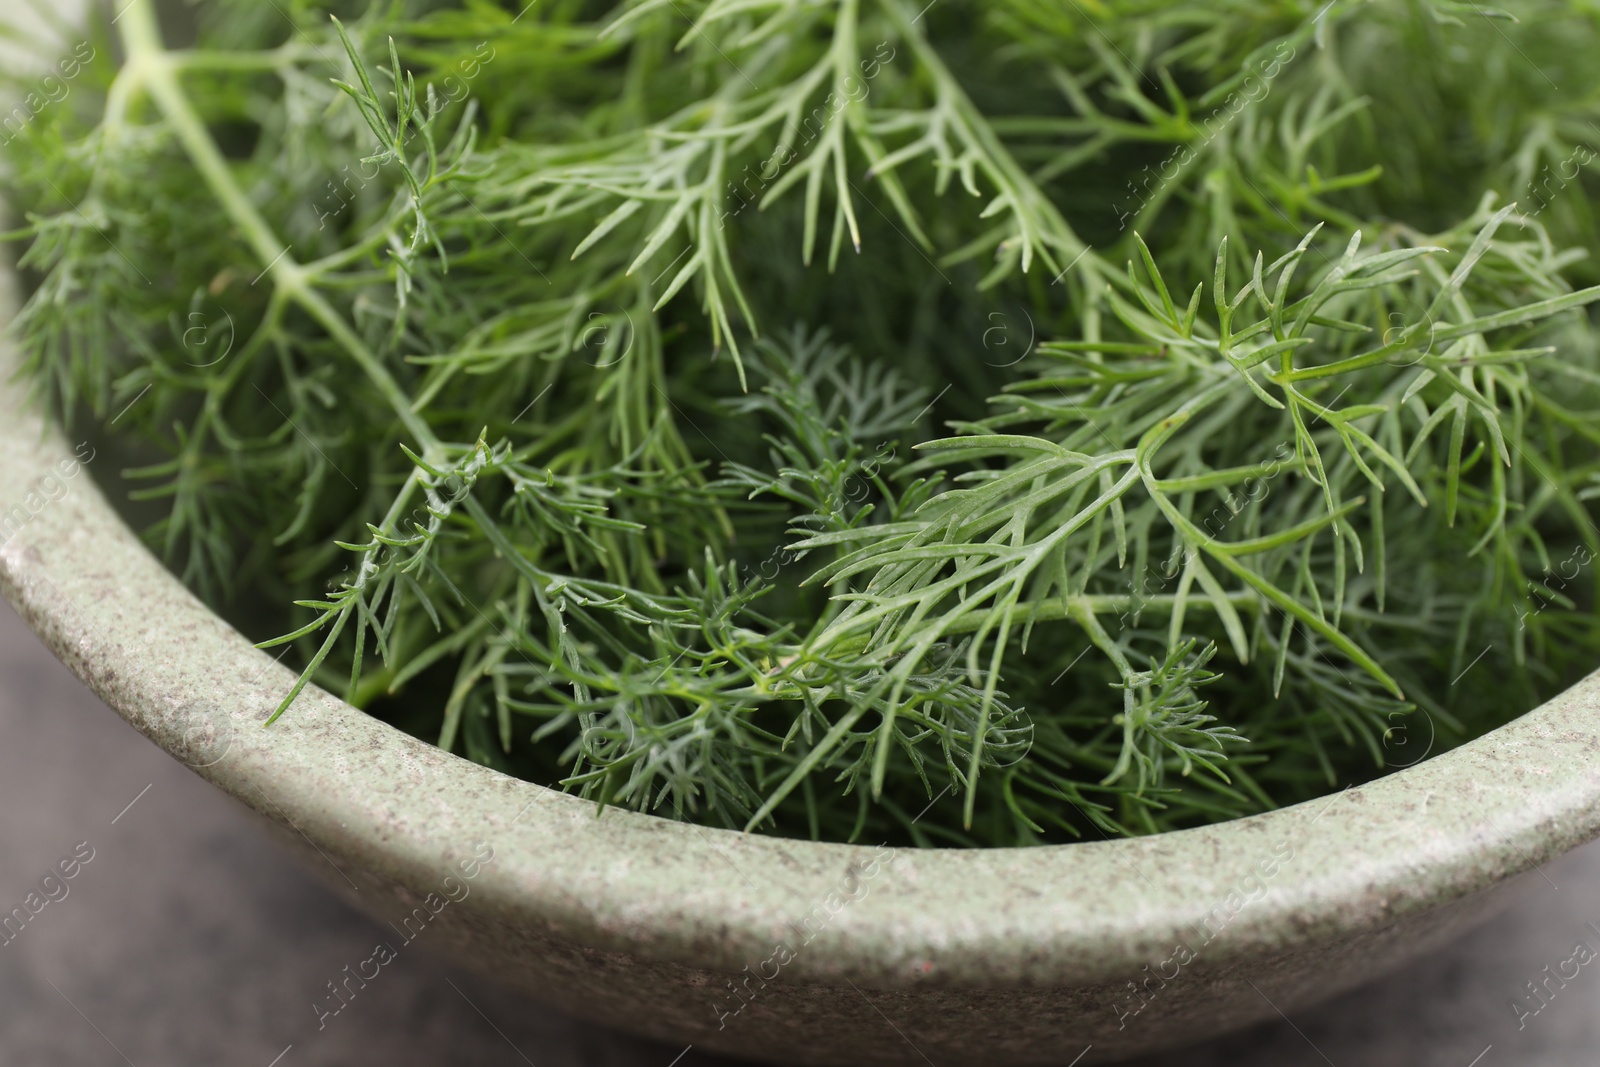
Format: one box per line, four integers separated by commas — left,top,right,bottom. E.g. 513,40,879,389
168,47,312,72
939,590,1260,637
116,0,442,459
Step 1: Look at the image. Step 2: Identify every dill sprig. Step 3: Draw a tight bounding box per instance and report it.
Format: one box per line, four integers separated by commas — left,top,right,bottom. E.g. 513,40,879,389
4,0,1599,845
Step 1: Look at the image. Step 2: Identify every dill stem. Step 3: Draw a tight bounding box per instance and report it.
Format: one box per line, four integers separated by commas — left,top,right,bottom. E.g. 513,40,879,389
939,591,1261,637
115,0,443,460
168,48,308,73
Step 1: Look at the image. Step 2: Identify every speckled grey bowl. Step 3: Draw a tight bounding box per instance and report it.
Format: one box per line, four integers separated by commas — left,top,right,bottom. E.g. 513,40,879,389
4,239,1600,1066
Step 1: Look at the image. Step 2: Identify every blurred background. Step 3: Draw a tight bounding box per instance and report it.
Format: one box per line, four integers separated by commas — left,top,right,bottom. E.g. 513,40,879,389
2,595,1599,1066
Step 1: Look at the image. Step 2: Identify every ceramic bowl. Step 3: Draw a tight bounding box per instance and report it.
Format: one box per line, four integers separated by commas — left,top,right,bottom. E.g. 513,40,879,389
3,54,1600,1067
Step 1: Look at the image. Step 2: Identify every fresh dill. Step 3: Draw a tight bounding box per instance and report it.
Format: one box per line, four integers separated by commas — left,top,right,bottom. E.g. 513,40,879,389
3,0,1599,846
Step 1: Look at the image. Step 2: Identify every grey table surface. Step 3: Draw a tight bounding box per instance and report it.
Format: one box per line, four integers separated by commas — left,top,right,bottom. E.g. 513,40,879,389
1,596,1597,1067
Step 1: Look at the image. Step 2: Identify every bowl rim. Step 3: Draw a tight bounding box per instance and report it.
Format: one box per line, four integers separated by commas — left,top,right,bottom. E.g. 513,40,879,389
4,248,1600,998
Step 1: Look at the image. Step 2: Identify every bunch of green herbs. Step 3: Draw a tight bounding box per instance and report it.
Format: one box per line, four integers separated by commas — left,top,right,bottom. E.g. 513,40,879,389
3,0,1600,845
